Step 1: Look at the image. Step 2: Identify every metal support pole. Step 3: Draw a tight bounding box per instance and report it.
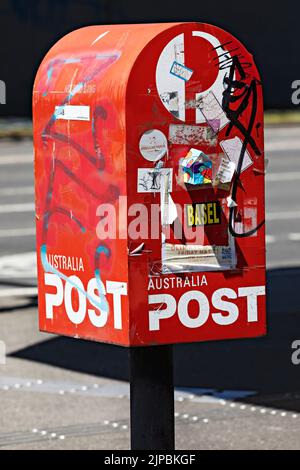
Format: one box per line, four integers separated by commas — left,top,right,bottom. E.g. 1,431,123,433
129,345,174,450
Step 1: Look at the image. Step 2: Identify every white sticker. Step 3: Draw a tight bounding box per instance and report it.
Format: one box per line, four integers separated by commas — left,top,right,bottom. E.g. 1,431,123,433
227,196,237,208
220,136,253,172
169,124,216,146
139,129,168,162
55,105,90,121
137,168,172,193
216,157,236,183
161,172,177,226
170,61,193,81
161,243,236,273
197,91,229,133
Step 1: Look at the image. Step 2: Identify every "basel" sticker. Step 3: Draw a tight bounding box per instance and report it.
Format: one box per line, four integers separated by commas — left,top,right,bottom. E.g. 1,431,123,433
186,201,221,227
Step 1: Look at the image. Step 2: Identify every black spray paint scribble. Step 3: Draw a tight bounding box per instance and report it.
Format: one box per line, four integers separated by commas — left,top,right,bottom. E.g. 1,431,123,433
217,46,264,238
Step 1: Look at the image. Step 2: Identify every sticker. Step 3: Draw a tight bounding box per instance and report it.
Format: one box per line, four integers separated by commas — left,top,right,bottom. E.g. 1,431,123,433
215,156,236,184
161,173,177,226
226,196,237,208
139,129,168,162
181,148,212,185
160,92,179,118
137,168,173,193
161,243,235,273
220,136,253,172
169,124,216,146
170,61,193,81
174,42,184,63
197,91,229,133
55,105,90,121
186,202,221,227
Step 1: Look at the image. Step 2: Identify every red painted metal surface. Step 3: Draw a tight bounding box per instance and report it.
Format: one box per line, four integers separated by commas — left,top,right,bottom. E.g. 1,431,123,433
33,23,266,346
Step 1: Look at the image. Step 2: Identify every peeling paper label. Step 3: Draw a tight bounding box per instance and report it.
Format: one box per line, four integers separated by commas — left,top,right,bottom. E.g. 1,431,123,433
162,243,235,273
220,136,253,172
160,92,179,118
137,168,173,193
197,91,229,133
227,196,237,208
161,172,177,226
174,42,184,63
216,157,236,184
55,105,90,121
169,124,216,146
170,61,193,81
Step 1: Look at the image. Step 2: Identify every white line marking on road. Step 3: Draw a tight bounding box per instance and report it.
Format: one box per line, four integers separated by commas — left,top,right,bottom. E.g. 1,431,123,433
0,186,34,196
266,235,276,243
266,171,300,182
266,141,300,152
0,228,35,238
0,252,36,278
267,211,300,221
0,155,33,165
0,203,34,213
0,287,37,297
288,233,300,241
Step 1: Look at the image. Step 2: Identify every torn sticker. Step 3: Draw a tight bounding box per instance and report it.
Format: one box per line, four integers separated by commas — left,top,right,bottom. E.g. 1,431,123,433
161,243,236,273
139,129,168,162
170,61,193,81
169,124,216,146
215,156,236,184
227,196,237,208
174,42,184,63
220,136,253,172
197,91,229,133
137,168,172,193
129,242,145,255
160,92,179,118
55,105,90,121
160,172,177,226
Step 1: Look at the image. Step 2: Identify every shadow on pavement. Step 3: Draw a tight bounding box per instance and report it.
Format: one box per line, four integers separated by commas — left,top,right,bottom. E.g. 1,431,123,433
10,267,300,409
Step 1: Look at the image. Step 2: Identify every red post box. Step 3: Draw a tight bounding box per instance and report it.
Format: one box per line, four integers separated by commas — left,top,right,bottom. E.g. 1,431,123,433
33,22,266,347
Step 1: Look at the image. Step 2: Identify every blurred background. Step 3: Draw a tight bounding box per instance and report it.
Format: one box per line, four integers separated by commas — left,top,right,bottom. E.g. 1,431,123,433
0,0,299,450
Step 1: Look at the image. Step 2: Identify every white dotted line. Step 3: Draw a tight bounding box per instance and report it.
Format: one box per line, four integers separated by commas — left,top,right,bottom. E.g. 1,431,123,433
218,399,299,420
175,412,209,424
29,420,129,443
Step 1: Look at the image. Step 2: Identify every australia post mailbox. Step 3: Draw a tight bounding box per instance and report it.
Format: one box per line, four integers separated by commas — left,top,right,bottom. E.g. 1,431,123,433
33,22,266,347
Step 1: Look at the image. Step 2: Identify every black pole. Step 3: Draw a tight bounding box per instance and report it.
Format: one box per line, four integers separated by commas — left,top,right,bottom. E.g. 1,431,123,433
129,345,174,450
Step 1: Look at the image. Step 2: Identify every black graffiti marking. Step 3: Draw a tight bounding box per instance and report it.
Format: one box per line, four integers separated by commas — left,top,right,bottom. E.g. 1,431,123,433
221,55,265,238
256,122,262,138
212,41,252,70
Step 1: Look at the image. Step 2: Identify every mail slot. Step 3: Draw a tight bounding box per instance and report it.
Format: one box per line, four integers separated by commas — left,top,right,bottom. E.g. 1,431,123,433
33,22,266,346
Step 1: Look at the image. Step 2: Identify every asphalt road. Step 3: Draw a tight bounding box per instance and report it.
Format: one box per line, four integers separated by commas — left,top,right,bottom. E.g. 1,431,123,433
0,126,300,450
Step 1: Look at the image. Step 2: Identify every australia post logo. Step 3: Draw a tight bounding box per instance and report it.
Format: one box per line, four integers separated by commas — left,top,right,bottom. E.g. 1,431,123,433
0,80,5,104
44,261,265,333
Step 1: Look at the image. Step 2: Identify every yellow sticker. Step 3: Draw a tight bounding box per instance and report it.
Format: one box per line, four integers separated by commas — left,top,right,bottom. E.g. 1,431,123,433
186,201,221,227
